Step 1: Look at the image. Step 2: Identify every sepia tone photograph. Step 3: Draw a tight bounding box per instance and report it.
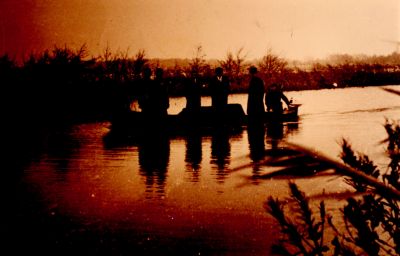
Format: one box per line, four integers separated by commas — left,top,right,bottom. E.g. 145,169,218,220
3,0,400,255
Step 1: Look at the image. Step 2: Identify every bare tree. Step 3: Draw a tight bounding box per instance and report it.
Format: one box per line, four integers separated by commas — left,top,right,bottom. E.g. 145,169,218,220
132,49,148,79
189,45,207,75
220,47,248,86
219,51,235,77
100,44,113,63
233,47,248,85
259,48,288,85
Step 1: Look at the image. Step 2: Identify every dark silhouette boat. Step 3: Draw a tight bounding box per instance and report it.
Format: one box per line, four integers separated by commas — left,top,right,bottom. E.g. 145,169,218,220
110,103,301,135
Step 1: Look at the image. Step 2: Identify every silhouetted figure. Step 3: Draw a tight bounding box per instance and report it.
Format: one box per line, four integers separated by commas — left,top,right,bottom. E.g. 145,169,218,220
246,66,265,121
247,121,266,182
210,129,231,183
138,67,152,112
138,133,170,197
117,87,132,114
265,83,291,114
247,122,266,162
266,121,285,154
153,68,169,117
185,132,203,182
140,67,169,126
185,70,202,113
209,67,230,111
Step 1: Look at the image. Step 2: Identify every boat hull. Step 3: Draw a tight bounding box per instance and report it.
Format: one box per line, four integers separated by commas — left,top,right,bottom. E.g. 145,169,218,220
110,103,300,135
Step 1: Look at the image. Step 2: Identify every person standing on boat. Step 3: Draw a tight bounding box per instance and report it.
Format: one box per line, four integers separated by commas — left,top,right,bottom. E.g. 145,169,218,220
139,67,169,119
246,66,265,121
265,83,291,114
209,67,230,112
153,67,169,117
144,67,169,118
185,69,202,113
138,66,152,112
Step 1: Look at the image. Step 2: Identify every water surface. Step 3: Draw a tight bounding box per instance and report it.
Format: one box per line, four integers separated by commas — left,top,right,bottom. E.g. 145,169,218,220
12,85,400,255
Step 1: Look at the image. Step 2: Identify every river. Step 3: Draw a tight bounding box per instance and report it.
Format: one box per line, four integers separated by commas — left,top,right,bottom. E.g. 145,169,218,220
10,85,400,255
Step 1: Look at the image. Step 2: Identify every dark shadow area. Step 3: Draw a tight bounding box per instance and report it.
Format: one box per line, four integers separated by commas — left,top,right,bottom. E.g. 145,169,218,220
247,121,266,162
102,128,141,149
266,122,285,151
266,121,299,150
103,126,170,198
210,128,232,183
7,199,231,256
185,132,203,182
247,121,266,183
42,129,81,172
138,131,171,198
5,126,102,255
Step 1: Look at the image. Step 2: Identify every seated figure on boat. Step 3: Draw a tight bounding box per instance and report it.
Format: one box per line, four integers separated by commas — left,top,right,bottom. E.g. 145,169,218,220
265,83,291,115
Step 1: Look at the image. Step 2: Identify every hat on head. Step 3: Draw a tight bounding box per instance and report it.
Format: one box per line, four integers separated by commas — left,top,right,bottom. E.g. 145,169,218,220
249,66,258,74
215,67,223,75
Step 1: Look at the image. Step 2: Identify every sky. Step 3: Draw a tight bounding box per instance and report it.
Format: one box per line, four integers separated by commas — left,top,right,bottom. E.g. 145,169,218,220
0,0,399,61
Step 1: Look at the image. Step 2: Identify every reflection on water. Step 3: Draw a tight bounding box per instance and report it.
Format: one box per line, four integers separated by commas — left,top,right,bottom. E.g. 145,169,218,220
184,132,202,182
104,121,300,192
247,122,266,161
210,129,232,183
45,130,81,172
266,122,299,150
247,121,299,183
138,133,170,197
247,121,300,161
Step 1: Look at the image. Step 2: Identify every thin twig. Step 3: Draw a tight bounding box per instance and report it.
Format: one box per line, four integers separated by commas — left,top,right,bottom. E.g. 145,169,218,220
285,141,400,200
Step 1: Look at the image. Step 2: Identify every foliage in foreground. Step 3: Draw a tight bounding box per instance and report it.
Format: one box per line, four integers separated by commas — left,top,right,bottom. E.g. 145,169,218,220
266,120,400,255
